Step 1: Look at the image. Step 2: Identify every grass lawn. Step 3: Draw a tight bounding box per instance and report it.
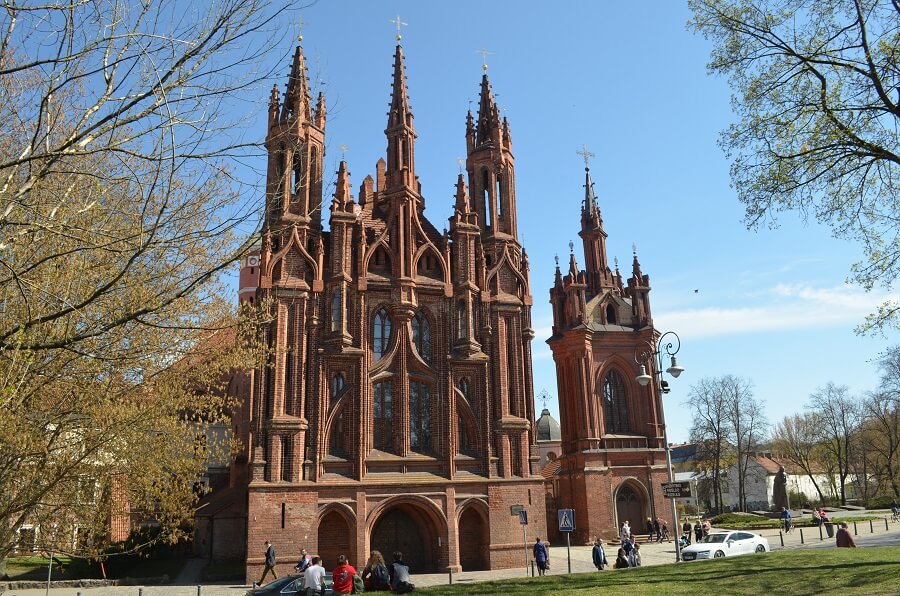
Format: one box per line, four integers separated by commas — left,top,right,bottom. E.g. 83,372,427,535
6,555,74,580
420,547,900,595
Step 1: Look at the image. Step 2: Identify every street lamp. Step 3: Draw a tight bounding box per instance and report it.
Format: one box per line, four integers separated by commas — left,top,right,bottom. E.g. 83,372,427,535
635,330,685,562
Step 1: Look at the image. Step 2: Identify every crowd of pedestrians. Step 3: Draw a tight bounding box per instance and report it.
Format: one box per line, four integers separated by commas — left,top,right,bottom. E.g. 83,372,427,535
253,541,415,594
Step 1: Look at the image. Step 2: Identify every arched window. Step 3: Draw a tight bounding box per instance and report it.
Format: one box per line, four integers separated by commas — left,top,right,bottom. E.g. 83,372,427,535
457,299,467,339
481,169,491,228
373,381,393,452
606,304,617,325
411,311,431,364
409,381,431,453
373,309,392,361
331,289,341,332
457,378,470,401
329,409,346,456
496,173,503,219
458,417,473,456
293,148,304,197
603,370,630,433
331,373,346,403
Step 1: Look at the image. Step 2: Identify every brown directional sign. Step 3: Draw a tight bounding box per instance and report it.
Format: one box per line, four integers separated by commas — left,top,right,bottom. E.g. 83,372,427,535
661,481,692,498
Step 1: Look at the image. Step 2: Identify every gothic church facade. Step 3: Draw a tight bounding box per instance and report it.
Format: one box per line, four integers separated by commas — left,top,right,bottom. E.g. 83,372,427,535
242,41,546,579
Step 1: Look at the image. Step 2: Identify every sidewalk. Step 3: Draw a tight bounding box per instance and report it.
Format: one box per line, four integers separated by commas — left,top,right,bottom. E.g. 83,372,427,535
4,521,900,595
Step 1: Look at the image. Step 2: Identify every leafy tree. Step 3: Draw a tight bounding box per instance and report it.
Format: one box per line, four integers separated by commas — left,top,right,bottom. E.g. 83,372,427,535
0,0,286,570
689,0,900,333
809,383,862,504
686,376,735,513
724,376,769,511
771,412,830,502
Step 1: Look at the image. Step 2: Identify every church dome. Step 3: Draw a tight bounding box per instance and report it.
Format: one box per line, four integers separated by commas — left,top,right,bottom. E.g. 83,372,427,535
536,408,561,441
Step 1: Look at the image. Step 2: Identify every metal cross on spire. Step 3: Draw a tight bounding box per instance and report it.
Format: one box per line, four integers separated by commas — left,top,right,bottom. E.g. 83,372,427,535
569,240,574,254
339,144,349,160
390,15,407,41
576,144,595,170
457,158,464,174
477,48,493,72
296,16,305,42
632,242,638,255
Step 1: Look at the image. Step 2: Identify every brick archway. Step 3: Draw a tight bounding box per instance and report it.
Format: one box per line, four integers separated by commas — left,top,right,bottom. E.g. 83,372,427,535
457,504,489,571
318,508,355,569
615,480,648,532
369,500,444,573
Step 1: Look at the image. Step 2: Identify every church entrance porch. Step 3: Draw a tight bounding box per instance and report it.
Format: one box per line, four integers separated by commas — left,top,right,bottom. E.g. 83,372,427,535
615,481,647,531
369,502,443,573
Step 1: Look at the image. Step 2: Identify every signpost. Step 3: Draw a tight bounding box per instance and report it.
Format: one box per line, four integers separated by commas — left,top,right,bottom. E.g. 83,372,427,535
661,481,691,498
517,509,528,576
558,509,575,574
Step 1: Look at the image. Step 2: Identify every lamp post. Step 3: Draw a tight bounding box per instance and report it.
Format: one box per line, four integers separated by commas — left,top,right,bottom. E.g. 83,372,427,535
635,330,684,562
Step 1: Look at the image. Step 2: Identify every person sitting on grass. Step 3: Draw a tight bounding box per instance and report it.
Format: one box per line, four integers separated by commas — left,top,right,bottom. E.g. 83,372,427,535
614,548,630,569
835,522,856,548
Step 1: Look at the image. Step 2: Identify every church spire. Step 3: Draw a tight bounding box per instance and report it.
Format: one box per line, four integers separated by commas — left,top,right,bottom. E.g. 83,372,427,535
283,44,312,123
384,44,417,192
475,74,502,148
576,149,614,298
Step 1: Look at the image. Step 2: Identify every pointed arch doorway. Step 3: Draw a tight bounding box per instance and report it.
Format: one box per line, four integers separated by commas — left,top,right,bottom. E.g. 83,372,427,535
369,503,442,572
615,482,646,529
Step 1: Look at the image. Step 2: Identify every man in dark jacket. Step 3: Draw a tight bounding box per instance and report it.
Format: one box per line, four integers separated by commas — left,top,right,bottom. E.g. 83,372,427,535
591,538,607,570
835,522,857,548
389,552,414,593
258,540,277,586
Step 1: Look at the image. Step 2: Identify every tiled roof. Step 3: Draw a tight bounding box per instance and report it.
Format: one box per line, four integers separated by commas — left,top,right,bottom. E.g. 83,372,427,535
541,459,561,479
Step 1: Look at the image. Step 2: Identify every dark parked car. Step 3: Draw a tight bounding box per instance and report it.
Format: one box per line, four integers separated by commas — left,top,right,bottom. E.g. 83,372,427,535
245,573,333,596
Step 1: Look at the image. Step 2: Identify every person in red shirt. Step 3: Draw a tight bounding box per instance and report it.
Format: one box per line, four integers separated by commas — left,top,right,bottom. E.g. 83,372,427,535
332,554,358,595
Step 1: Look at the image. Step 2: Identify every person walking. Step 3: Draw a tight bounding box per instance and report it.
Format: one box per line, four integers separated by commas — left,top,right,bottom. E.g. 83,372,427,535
331,554,358,595
682,520,692,545
653,518,661,543
302,556,326,596
694,521,703,543
389,551,415,593
533,537,550,576
620,520,632,544
835,522,857,548
661,520,670,542
257,540,277,587
613,548,630,569
780,507,792,533
645,518,655,543
362,550,391,591
591,538,608,570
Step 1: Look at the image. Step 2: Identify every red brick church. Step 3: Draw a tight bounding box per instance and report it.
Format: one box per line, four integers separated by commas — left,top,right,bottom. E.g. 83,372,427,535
236,40,546,580
544,166,671,545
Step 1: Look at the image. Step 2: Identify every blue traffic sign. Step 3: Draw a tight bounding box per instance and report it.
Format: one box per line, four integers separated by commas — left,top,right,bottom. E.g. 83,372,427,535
518,510,528,525
558,509,575,532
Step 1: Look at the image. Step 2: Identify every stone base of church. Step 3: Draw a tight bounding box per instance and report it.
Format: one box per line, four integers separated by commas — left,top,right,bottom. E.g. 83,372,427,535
243,476,547,583
546,450,671,546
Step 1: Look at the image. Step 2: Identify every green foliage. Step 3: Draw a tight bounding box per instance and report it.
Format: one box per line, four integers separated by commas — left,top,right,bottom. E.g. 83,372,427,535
688,0,900,333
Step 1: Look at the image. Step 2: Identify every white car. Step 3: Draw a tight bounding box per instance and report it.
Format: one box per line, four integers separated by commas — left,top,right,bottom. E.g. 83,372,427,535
681,530,770,561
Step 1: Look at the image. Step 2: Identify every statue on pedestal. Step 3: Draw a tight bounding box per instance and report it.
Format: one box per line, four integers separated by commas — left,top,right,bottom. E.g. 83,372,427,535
773,465,789,510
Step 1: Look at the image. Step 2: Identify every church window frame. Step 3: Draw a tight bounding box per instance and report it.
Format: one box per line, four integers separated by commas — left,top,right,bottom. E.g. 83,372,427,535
373,308,392,361
455,378,478,456
456,299,467,339
373,380,393,453
602,369,630,433
329,407,348,457
292,146,305,199
330,288,341,332
331,373,346,404
480,168,491,228
411,310,432,364
409,380,432,453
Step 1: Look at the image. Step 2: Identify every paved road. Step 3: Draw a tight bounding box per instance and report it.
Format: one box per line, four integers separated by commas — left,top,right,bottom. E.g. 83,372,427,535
4,519,899,596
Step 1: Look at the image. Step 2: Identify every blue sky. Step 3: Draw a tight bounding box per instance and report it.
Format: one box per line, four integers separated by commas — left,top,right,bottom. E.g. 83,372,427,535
240,1,899,443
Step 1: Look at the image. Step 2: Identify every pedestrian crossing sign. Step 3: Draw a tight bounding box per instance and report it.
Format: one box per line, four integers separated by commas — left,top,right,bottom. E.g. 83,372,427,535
558,509,575,532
